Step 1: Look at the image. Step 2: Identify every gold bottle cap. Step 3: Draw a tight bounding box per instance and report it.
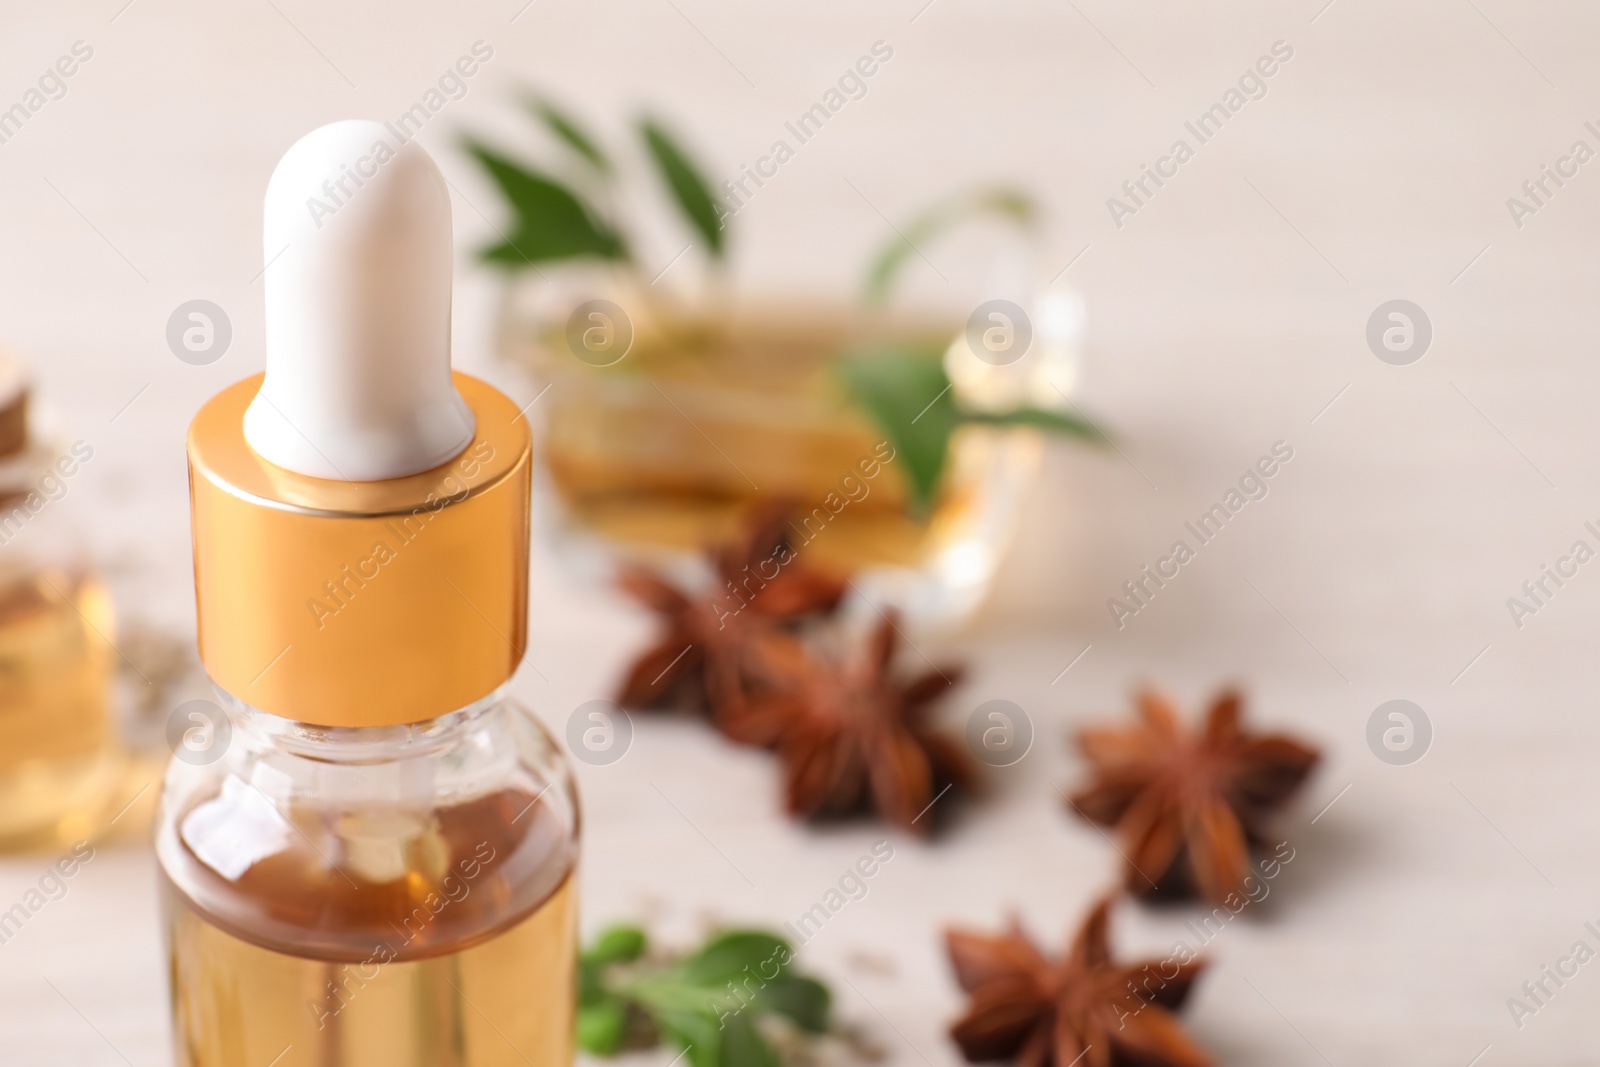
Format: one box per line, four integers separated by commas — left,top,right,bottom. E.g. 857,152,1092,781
187,373,531,727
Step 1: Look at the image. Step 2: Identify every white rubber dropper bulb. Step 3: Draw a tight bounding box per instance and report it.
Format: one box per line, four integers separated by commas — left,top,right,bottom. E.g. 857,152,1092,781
244,120,475,482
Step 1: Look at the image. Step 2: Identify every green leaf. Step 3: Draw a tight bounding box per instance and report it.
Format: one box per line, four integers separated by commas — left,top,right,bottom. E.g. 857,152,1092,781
655,1005,725,1067
961,405,1109,443
527,95,612,173
584,925,648,966
863,187,1036,304
580,960,607,1007
716,1011,781,1067
838,346,959,508
463,140,628,267
577,999,629,1055
752,974,830,1033
580,925,830,1067
677,931,790,987
640,118,726,259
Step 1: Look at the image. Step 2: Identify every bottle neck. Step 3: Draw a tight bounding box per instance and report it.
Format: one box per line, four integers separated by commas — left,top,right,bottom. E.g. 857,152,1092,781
212,684,503,764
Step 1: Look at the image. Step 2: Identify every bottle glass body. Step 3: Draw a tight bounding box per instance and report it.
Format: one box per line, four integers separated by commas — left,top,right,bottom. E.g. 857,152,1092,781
156,689,579,1067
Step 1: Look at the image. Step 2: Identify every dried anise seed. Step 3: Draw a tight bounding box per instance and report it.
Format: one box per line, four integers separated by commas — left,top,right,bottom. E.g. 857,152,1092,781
709,502,848,622
946,895,1211,1067
734,612,973,834
1067,689,1319,904
614,502,845,716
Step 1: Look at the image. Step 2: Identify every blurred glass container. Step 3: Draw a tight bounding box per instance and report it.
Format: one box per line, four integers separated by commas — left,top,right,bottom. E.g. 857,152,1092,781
0,353,127,850
945,290,1086,411
496,283,1078,627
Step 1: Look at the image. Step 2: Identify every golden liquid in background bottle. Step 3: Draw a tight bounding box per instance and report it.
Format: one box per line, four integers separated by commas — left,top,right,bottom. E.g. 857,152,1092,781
0,566,122,848
163,788,576,1067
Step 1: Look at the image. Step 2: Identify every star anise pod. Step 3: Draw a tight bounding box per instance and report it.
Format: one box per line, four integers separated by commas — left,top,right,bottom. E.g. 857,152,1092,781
1067,689,1319,904
946,895,1211,1067
742,612,974,833
615,502,846,716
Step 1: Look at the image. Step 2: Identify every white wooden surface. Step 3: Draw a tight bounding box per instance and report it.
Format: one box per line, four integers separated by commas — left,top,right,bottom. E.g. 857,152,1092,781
3,1,1599,1063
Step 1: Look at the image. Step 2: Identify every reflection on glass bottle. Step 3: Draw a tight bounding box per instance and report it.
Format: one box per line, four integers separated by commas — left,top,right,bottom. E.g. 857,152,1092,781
0,353,123,849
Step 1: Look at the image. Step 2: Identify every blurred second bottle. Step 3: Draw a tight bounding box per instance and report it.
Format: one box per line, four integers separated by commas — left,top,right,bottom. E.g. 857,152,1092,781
0,349,125,850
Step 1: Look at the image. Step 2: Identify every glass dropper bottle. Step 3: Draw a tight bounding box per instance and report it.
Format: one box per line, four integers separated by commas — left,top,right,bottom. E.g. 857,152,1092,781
156,121,578,1067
